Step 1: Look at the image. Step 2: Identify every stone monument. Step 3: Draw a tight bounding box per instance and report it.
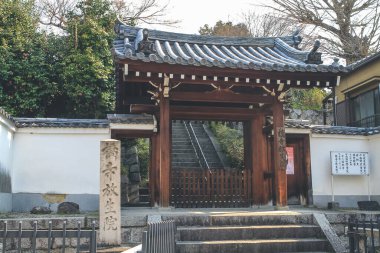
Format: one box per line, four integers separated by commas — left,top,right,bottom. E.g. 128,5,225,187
99,139,121,245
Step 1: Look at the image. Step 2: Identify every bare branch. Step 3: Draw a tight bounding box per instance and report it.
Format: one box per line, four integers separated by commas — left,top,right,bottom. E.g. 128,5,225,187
265,0,380,63
113,0,180,26
37,0,75,30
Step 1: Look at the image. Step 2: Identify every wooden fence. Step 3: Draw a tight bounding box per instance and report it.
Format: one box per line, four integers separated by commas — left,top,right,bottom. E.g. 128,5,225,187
171,168,252,208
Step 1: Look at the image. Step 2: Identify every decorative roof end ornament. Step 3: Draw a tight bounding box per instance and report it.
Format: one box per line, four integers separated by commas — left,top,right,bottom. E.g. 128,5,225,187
292,28,302,49
135,29,155,56
306,40,323,64
331,57,340,67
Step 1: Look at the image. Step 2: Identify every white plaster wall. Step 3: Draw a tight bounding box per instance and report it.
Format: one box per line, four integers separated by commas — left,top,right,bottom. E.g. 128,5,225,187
12,128,110,195
310,134,371,200
0,113,15,211
369,134,380,196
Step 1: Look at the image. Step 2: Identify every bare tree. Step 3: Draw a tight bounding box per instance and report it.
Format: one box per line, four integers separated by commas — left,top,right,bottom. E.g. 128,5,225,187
114,0,179,26
37,0,178,31
242,11,300,37
266,0,380,64
38,0,75,29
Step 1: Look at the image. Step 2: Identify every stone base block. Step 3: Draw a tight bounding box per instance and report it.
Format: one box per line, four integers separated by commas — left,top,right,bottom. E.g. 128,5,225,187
328,201,340,210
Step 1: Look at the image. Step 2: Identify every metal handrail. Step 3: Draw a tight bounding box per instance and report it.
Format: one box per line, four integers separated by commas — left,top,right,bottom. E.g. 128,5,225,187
182,122,202,168
188,122,211,171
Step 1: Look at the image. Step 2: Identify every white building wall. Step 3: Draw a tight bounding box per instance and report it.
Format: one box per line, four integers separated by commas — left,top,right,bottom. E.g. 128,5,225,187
369,134,380,197
0,113,15,212
310,134,375,207
11,128,110,211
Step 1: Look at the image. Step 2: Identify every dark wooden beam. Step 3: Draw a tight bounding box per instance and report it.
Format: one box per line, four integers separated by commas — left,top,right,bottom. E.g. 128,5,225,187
119,60,337,84
130,104,158,114
272,100,287,208
111,129,154,138
171,106,269,121
130,104,270,120
123,75,267,89
170,91,274,104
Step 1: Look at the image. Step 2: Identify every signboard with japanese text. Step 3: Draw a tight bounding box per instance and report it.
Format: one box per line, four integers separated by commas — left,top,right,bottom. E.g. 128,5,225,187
330,151,369,175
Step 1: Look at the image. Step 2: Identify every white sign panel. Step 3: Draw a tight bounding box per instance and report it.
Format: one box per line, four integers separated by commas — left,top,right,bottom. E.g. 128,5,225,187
330,151,369,175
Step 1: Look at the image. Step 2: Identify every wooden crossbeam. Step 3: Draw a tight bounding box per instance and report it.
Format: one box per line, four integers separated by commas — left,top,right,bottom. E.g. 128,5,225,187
170,91,274,104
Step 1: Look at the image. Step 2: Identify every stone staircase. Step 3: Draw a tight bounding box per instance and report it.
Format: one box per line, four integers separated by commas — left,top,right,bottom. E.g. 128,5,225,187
190,122,223,168
171,121,223,169
171,121,201,169
123,187,151,207
171,213,333,253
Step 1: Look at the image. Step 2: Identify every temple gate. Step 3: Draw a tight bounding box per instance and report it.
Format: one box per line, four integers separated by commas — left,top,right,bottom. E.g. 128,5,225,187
111,21,345,208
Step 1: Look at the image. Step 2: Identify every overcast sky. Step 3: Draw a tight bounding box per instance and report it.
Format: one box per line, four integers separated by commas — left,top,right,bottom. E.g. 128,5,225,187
135,0,269,34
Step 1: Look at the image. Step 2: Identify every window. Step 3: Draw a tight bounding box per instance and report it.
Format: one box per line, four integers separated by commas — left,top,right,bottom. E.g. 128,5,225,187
349,85,380,127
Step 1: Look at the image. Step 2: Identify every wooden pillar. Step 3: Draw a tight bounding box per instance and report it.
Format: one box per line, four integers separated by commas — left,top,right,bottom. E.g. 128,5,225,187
243,122,252,204
251,113,268,205
150,134,160,206
272,101,288,208
159,76,171,207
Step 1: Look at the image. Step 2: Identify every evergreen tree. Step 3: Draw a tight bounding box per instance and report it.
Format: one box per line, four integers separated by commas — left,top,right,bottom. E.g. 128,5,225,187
57,0,116,118
0,0,59,116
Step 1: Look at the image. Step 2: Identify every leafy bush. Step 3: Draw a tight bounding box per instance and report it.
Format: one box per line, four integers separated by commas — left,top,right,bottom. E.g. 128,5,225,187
209,122,244,169
136,138,150,186
289,88,329,110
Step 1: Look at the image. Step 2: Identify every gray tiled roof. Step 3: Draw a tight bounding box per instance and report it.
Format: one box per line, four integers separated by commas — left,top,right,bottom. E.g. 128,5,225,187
107,114,154,124
0,107,14,123
12,114,156,128
311,126,380,136
13,118,110,128
113,22,347,73
347,51,380,72
284,120,380,136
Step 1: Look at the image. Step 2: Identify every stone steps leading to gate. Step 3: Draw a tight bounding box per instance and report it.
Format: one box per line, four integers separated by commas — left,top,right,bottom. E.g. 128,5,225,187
176,238,330,253
171,121,202,170
177,224,323,241
163,213,333,253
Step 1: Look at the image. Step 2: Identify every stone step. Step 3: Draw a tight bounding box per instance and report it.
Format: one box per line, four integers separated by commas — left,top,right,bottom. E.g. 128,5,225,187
177,225,323,241
122,202,150,208
176,238,329,253
172,167,202,170
172,141,192,145
139,194,150,202
139,188,149,195
171,137,189,141
163,214,314,226
172,163,201,168
172,159,200,163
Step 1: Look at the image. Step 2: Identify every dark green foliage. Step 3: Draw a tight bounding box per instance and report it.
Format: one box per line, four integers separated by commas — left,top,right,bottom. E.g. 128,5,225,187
136,138,149,186
209,122,244,170
0,0,116,118
199,20,250,37
121,138,150,185
60,0,116,118
0,0,59,116
289,88,329,110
